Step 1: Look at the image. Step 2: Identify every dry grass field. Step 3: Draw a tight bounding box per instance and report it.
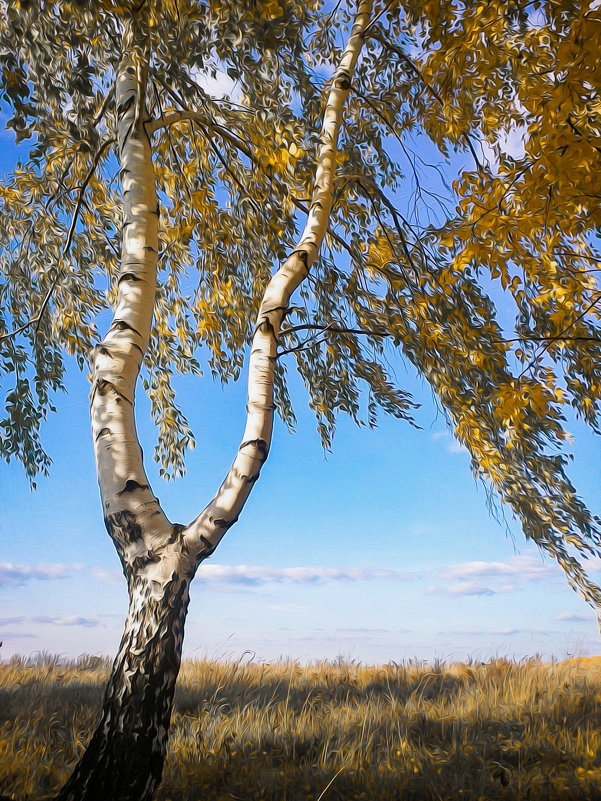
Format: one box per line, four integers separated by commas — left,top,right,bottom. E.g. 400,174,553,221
2,654,601,800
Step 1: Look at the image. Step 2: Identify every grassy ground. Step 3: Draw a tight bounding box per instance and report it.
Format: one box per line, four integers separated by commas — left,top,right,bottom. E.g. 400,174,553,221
2,655,601,800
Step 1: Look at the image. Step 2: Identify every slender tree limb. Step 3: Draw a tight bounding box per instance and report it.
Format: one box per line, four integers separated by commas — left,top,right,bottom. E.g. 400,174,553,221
280,323,389,337
518,293,601,378
277,323,389,357
183,0,375,560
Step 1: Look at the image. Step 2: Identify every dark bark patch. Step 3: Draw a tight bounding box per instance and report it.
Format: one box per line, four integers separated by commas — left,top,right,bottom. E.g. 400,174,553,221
95,427,111,441
105,509,143,550
131,549,161,571
292,249,309,266
110,319,142,338
118,272,143,284
117,94,135,118
336,73,351,90
240,438,268,457
95,378,131,404
200,535,216,556
117,479,149,496
167,523,186,544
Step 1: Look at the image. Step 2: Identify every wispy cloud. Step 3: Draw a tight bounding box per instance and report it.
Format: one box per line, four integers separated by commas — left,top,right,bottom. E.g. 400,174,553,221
429,581,498,597
194,565,416,586
0,616,25,626
553,613,592,623
432,431,468,455
0,562,83,586
441,555,553,583
428,555,554,597
446,627,528,637
31,615,100,627
3,561,416,589
91,567,123,584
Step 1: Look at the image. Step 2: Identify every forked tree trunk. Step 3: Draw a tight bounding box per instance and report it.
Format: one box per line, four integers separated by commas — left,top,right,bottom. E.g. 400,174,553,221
53,2,372,799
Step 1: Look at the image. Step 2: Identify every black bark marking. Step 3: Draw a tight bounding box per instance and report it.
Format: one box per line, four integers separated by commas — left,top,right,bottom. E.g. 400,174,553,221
110,319,142,338
95,378,131,404
117,479,149,496
292,249,309,266
200,535,216,556
105,509,143,551
240,438,268,460
95,427,111,441
131,549,161,571
117,95,135,118
259,317,275,336
55,574,191,801
118,272,143,284
336,73,351,90
168,523,186,544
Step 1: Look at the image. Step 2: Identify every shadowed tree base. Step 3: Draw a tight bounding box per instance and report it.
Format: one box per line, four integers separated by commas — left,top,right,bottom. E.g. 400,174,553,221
55,570,190,801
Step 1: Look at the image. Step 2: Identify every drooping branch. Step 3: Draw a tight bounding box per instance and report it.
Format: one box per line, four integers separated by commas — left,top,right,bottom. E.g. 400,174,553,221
0,136,115,344
183,0,374,560
369,25,482,168
277,323,389,357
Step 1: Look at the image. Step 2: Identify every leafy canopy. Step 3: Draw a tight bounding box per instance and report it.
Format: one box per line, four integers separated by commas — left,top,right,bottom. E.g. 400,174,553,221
1,0,600,605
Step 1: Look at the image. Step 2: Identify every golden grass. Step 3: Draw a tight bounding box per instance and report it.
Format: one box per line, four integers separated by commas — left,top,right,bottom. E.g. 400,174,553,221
2,654,601,800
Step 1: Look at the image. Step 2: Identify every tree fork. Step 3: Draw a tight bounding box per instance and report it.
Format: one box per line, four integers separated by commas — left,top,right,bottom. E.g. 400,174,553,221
54,2,373,798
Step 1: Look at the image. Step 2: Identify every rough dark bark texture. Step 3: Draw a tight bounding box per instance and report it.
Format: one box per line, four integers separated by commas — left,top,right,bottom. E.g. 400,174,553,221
55,563,190,801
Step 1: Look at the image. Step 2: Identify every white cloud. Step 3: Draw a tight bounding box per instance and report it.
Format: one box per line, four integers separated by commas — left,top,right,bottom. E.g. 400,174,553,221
440,581,496,597
91,567,123,584
0,562,83,586
431,431,468,455
428,555,554,597
441,555,553,583
190,65,240,102
194,564,416,585
32,615,100,628
553,613,592,623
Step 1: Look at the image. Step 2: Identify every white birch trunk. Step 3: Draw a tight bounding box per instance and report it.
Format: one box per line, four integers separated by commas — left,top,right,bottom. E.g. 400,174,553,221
56,2,372,799
56,15,193,801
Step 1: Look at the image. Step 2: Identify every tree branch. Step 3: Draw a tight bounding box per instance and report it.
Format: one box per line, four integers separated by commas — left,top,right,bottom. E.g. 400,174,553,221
183,0,375,560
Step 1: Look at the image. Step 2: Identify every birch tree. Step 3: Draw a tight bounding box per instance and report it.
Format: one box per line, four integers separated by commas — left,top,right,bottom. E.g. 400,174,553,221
1,0,600,798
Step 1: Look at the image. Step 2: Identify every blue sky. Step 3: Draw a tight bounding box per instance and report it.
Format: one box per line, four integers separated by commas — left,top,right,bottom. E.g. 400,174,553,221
2,75,601,666
3,345,601,665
